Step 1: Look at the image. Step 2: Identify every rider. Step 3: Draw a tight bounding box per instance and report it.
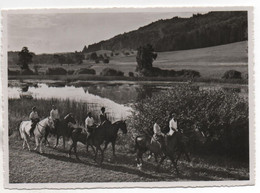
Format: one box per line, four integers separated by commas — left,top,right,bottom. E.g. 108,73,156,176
50,105,60,132
168,113,178,136
152,118,165,148
29,106,40,137
85,112,97,142
100,107,109,125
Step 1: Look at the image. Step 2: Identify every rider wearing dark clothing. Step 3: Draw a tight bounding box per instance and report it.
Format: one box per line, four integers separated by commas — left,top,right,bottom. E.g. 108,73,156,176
100,107,109,124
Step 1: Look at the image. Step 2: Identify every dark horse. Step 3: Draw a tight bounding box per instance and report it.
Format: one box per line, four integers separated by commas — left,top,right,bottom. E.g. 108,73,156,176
45,113,76,149
68,120,127,163
134,128,205,174
102,120,127,156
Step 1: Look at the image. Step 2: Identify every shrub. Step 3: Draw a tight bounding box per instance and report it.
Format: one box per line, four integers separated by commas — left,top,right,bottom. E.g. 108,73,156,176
175,69,200,78
103,58,110,64
45,67,67,75
8,69,20,76
67,70,75,75
20,69,34,75
74,68,96,75
128,72,134,77
100,68,124,76
222,70,242,79
129,85,249,160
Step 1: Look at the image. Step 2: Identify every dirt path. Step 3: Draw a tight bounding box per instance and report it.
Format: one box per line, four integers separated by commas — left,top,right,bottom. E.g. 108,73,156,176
8,135,249,183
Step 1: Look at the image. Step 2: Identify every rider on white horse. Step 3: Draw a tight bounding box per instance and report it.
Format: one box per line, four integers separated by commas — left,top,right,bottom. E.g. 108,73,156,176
29,106,40,137
50,105,60,131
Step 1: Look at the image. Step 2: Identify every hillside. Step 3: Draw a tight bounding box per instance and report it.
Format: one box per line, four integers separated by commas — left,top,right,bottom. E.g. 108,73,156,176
84,11,248,53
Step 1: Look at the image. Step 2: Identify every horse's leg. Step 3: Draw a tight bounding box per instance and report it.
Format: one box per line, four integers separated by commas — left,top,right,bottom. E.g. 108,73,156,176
136,150,143,169
74,142,79,160
170,157,179,175
39,137,44,154
112,141,116,157
23,140,26,149
157,155,167,170
54,135,59,148
34,137,39,151
90,145,96,155
25,134,31,151
68,142,74,158
94,146,98,161
97,146,104,164
63,135,66,150
154,154,158,163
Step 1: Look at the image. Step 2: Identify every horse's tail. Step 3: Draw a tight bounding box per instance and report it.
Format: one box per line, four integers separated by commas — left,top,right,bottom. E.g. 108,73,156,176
17,121,23,140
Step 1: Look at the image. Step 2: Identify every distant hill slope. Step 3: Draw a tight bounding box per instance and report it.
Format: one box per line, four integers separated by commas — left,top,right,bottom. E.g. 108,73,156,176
85,11,247,53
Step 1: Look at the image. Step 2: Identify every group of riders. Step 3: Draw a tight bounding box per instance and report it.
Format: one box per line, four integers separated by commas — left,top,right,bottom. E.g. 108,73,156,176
29,104,180,147
29,105,110,137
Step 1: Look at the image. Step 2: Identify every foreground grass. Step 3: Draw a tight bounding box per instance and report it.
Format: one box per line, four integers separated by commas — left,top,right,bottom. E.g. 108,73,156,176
9,133,249,183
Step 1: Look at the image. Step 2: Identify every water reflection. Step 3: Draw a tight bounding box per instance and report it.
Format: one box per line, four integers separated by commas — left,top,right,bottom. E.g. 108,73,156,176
8,82,248,120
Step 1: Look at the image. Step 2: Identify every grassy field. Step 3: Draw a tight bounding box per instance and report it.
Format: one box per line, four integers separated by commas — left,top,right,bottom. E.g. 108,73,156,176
8,41,248,80
9,133,249,183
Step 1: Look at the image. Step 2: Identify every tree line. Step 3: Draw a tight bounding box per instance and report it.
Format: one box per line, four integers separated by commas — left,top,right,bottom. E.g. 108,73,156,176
85,11,248,52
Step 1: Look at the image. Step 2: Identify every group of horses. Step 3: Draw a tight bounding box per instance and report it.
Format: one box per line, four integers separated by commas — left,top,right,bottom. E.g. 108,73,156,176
18,113,205,173
18,113,127,163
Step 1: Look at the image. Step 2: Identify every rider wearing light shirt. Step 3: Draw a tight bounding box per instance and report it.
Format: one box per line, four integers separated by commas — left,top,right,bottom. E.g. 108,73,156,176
29,106,40,136
85,112,95,132
168,113,178,136
50,105,60,131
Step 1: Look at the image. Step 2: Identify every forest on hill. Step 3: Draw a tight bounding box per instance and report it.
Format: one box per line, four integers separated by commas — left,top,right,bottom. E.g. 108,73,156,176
84,11,248,53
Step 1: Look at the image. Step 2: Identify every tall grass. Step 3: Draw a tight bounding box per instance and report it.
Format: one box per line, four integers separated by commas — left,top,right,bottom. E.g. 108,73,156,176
8,98,114,134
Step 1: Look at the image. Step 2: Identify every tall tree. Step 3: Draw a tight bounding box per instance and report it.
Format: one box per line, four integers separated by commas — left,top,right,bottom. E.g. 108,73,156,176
17,47,34,70
136,44,157,72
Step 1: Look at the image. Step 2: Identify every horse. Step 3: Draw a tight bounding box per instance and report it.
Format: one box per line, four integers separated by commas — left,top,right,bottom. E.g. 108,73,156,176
134,127,205,174
68,122,108,163
51,113,76,149
101,120,127,157
68,120,127,163
19,117,55,154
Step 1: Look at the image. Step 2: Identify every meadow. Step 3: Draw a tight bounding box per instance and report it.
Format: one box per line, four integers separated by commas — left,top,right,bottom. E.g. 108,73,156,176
8,41,248,81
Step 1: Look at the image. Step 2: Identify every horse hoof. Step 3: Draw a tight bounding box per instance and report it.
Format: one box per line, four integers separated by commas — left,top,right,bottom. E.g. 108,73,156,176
34,148,37,151
53,145,57,149
40,151,43,154
67,154,71,158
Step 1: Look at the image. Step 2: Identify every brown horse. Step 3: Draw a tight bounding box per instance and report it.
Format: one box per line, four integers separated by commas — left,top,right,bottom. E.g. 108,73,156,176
134,128,205,174
68,121,109,163
46,113,76,149
102,120,127,156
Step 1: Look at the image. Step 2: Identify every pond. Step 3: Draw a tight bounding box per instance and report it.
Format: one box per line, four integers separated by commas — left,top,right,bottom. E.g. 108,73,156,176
8,81,248,121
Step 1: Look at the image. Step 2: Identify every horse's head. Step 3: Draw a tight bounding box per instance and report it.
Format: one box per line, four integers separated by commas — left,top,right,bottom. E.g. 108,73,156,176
64,113,76,124
192,125,206,144
119,120,127,134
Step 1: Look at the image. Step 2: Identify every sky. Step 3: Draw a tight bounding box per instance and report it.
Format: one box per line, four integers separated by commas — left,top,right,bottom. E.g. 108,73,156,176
7,11,198,54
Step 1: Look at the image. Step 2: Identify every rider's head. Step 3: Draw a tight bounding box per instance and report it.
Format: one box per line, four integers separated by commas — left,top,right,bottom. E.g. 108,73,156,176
32,106,37,111
87,112,92,117
101,107,105,113
52,105,56,110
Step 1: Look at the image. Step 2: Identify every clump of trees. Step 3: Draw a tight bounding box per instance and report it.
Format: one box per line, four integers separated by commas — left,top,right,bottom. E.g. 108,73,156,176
74,68,96,75
45,67,67,75
222,70,242,79
136,44,157,73
17,47,34,70
129,85,249,160
100,68,124,76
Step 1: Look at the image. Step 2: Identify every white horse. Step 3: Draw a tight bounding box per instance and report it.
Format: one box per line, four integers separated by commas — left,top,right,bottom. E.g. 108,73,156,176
19,117,55,154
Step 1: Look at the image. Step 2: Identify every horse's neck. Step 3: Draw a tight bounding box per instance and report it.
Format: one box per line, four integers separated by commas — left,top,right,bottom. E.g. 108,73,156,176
39,118,48,127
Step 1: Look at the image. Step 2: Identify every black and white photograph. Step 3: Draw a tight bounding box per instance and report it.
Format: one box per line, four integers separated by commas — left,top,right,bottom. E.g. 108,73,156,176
1,7,254,188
